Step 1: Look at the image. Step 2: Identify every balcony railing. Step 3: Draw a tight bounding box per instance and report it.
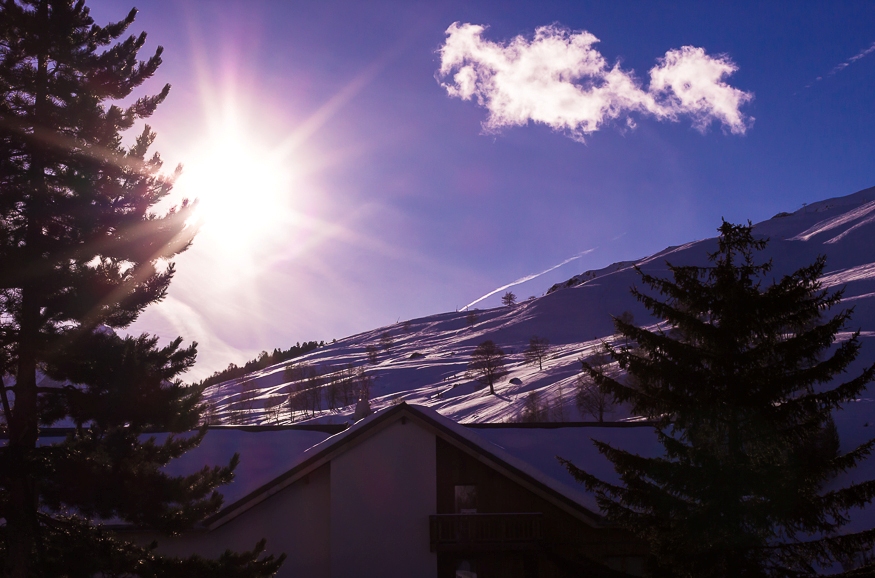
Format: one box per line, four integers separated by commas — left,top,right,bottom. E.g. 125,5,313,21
429,513,543,552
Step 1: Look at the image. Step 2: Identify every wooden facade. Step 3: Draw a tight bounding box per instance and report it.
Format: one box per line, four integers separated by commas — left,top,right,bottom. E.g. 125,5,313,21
435,436,645,578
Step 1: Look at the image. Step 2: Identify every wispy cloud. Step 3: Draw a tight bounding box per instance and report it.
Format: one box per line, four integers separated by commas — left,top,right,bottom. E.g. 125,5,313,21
437,23,753,142
463,249,594,310
830,41,875,75
805,40,875,88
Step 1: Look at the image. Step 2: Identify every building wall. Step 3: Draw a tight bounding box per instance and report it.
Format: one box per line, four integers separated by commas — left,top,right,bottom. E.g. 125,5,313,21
330,416,438,578
147,462,331,578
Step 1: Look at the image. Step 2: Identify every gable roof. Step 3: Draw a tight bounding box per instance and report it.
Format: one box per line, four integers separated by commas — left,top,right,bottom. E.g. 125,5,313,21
200,403,657,529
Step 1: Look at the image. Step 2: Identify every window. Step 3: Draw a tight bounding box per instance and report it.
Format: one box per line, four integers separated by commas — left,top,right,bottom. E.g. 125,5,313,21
456,560,477,578
455,485,477,514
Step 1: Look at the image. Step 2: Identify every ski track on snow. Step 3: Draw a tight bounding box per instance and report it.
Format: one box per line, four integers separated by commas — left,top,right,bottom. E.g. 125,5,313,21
791,199,875,242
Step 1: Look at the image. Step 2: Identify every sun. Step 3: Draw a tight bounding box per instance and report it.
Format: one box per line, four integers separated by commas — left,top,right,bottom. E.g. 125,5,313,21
175,122,294,254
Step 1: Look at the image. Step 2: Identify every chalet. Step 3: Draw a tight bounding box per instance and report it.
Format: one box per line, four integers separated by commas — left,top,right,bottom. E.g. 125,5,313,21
133,403,655,578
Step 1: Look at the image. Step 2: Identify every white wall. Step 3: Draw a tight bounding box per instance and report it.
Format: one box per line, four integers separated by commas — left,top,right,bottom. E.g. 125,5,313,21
148,462,331,578
329,417,437,578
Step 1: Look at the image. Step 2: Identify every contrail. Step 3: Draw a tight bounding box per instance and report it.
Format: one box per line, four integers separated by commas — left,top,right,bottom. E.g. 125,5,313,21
463,249,595,310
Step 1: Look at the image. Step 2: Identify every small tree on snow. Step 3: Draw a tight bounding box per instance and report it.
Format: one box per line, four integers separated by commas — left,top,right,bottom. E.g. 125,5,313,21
324,366,339,411
264,398,283,425
354,367,373,403
303,365,322,415
616,310,635,347
575,352,613,422
284,363,319,419
516,391,548,422
523,336,550,370
200,399,219,426
467,340,507,395
337,363,358,406
365,344,379,364
501,291,517,306
352,366,373,421
238,381,258,418
552,381,567,422
465,310,478,328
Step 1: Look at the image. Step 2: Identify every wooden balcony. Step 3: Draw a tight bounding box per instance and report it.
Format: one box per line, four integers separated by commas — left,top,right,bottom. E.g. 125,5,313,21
429,513,543,552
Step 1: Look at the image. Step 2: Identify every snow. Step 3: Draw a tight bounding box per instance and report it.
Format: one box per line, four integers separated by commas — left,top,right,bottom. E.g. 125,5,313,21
820,263,875,287
162,428,333,506
135,398,875,526
25,398,874,534
473,424,661,513
185,184,875,535
201,185,875,431
790,199,875,242
23,428,334,508
157,405,663,518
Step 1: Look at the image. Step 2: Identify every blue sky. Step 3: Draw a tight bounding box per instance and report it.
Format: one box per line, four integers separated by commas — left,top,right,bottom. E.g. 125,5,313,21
88,1,875,379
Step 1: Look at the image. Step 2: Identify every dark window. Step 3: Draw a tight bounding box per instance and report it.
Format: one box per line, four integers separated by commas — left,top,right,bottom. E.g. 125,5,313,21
455,485,477,514
456,559,477,578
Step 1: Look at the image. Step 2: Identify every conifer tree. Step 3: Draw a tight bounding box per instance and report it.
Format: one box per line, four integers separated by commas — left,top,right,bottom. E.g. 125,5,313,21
0,1,282,575
562,221,875,578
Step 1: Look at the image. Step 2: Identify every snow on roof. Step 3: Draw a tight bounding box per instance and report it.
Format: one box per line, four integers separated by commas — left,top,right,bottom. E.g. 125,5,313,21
183,399,875,532
26,398,874,535
186,404,661,527
162,427,334,507
473,424,660,513
394,404,655,518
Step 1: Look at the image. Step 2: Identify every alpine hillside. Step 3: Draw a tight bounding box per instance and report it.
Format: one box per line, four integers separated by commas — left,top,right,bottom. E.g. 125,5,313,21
201,186,875,427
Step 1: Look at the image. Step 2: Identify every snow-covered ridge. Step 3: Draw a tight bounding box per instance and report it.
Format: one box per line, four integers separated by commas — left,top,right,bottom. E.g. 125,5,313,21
203,185,875,426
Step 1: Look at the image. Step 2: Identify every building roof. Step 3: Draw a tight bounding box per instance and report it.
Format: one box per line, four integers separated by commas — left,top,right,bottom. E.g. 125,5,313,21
180,403,659,529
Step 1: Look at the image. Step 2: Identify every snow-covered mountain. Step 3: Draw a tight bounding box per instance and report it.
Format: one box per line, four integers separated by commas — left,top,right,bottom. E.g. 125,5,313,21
203,186,875,427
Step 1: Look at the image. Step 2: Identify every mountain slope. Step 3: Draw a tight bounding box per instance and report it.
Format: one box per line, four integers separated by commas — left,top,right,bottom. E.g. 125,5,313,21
203,186,875,426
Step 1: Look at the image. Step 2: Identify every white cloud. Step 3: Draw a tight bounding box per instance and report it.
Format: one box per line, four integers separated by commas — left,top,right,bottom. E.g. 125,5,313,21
649,46,752,134
437,23,753,141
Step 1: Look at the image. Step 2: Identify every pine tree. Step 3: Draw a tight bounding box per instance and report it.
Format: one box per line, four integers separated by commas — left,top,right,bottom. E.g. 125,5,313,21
0,2,282,575
561,221,875,578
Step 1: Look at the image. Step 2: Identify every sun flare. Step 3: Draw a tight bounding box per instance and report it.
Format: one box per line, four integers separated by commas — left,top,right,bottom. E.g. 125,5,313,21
176,123,294,254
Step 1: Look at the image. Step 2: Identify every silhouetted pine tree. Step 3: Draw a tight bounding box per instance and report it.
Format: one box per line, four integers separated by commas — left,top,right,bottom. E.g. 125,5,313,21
0,2,282,575
562,221,875,578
